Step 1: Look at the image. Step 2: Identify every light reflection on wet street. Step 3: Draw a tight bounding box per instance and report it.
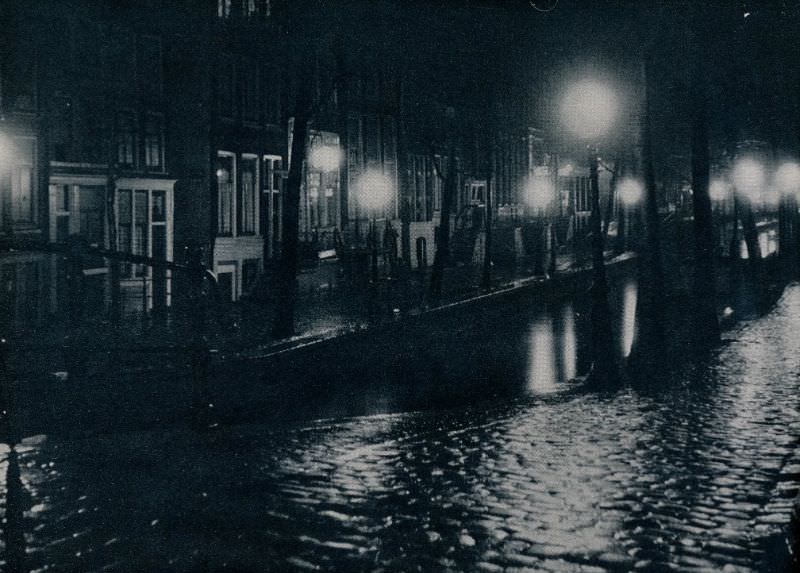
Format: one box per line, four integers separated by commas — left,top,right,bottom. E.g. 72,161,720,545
3,285,800,572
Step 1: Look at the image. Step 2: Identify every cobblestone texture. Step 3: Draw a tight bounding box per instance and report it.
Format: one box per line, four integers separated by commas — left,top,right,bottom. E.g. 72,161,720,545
2,285,800,572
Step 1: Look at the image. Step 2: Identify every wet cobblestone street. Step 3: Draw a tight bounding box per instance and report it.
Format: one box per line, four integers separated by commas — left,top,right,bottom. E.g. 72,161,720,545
3,285,800,572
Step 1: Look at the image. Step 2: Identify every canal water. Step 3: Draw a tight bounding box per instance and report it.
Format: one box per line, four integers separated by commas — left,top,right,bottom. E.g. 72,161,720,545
4,282,800,572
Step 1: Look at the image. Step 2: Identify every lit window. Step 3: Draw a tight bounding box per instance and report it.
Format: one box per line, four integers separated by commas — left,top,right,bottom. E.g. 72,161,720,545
116,111,138,169
144,114,164,171
217,152,235,235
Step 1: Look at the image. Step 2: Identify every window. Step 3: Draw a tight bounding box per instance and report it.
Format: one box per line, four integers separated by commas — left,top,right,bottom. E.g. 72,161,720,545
117,188,170,279
239,155,258,235
144,114,164,170
116,111,138,169
78,186,105,247
134,190,149,277
218,55,236,119
245,0,258,19
263,156,283,252
218,0,232,18
217,152,235,235
139,35,163,95
242,64,259,123
11,138,36,227
118,190,133,276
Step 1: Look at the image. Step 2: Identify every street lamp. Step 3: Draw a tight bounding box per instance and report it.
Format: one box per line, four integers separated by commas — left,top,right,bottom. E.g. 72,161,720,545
524,172,555,274
561,78,618,382
357,169,393,282
732,157,765,205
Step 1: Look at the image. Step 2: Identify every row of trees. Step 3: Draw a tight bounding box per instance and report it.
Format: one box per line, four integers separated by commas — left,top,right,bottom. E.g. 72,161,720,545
267,0,800,375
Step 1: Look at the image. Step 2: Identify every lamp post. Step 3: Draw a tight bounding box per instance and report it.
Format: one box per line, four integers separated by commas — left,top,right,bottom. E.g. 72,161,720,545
617,177,644,253
561,78,618,383
524,171,554,275
357,169,393,283
308,140,341,240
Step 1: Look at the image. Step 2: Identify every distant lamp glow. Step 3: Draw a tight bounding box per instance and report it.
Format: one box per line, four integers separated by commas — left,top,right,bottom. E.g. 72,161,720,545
525,175,554,211
775,161,800,198
617,178,644,206
561,79,618,140
309,145,341,173
709,178,729,203
558,163,574,177
732,157,765,203
215,168,226,178
357,169,393,214
0,133,10,164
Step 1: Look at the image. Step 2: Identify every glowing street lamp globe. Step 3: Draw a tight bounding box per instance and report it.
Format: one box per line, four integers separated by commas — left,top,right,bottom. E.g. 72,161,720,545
561,79,618,141
357,170,393,215
732,157,765,203
525,175,554,212
310,145,341,173
709,178,729,203
617,178,643,207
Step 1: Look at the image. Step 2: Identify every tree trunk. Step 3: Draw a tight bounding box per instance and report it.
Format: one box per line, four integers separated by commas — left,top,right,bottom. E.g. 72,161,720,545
630,54,667,365
689,21,721,345
272,77,312,340
429,137,456,305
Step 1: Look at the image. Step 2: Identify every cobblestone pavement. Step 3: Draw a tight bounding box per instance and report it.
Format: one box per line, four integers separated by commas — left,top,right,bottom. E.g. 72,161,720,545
3,286,800,572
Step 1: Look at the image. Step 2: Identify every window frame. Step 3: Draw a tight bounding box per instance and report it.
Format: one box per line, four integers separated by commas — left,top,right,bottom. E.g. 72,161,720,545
238,153,259,236
216,151,237,236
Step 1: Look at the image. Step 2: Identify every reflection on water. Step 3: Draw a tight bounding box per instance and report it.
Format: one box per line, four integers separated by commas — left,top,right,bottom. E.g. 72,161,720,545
526,317,558,393
621,281,637,358
561,303,577,381
526,280,636,393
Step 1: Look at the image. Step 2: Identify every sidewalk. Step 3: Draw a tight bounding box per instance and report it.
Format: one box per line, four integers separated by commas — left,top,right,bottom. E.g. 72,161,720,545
8,250,611,380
